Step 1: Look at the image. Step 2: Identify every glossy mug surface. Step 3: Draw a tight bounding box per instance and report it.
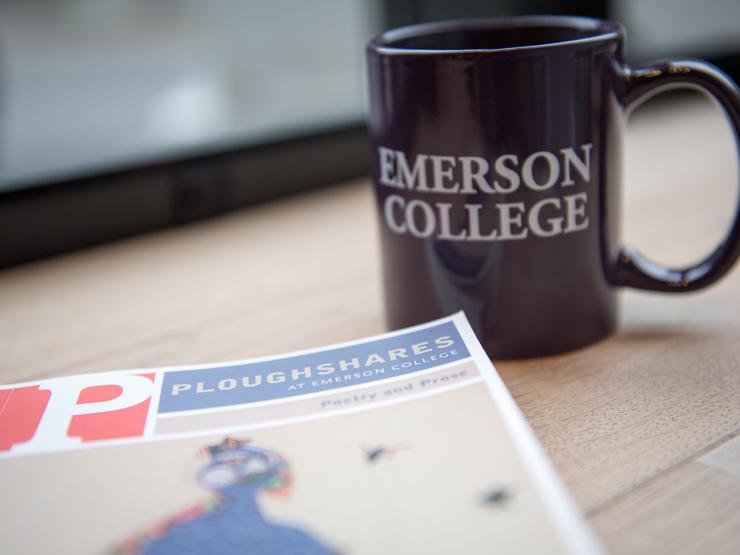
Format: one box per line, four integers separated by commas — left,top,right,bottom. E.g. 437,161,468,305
366,16,740,359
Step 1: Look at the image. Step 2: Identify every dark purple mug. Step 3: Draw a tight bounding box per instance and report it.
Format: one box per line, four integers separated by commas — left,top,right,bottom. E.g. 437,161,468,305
366,16,740,359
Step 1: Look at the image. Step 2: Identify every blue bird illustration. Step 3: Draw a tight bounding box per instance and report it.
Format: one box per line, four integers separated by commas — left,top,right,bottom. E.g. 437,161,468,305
116,437,335,555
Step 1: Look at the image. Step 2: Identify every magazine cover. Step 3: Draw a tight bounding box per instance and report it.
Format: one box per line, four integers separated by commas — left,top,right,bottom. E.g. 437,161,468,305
0,313,602,554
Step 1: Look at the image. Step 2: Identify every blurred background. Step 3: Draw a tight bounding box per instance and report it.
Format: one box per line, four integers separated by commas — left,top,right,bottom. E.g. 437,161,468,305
1,0,739,267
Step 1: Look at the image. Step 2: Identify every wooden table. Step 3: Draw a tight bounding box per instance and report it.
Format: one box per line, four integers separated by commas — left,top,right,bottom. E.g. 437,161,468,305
1,99,738,553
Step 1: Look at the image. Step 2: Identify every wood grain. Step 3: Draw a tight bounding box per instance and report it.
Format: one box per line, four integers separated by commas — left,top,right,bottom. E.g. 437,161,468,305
592,437,740,554
0,98,738,553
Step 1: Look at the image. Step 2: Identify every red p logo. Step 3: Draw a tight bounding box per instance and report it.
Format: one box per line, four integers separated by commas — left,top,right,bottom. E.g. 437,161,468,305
0,373,155,456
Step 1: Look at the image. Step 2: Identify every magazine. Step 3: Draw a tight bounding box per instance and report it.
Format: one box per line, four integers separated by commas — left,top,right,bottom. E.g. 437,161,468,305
0,312,602,554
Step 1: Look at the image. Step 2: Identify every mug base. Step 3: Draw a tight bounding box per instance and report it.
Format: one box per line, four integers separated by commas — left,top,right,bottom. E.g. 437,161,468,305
479,320,618,360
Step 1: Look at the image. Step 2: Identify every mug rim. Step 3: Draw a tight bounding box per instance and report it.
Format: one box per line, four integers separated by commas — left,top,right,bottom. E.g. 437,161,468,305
367,15,624,56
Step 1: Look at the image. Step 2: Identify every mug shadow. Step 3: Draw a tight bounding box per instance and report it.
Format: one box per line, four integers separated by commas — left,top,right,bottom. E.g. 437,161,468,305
610,324,713,345
497,323,714,377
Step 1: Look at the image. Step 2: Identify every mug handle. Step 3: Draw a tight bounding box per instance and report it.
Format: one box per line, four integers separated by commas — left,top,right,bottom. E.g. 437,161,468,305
615,59,740,291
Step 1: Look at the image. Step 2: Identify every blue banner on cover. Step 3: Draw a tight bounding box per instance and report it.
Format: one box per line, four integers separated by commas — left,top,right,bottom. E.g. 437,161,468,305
158,321,468,413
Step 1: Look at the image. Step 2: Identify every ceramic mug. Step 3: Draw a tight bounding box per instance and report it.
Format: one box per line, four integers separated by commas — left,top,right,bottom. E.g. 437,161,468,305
366,16,740,359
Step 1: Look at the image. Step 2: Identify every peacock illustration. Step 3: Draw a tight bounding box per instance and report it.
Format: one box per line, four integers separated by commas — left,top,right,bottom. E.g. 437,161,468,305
116,437,335,555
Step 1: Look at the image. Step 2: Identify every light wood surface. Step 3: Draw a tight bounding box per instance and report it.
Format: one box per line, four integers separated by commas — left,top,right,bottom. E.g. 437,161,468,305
1,98,738,553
